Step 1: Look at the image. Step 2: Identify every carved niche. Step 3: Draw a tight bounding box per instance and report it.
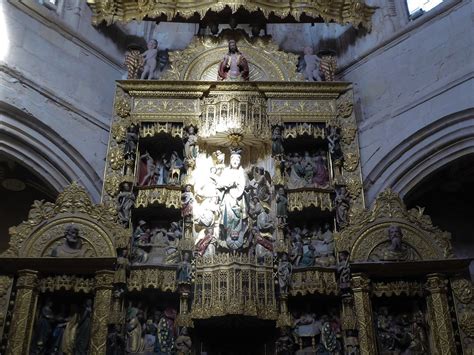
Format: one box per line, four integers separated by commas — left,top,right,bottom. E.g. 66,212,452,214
335,189,453,262
1,182,128,258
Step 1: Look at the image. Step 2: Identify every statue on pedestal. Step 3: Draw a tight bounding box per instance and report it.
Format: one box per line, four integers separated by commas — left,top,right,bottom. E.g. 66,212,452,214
218,40,249,81
140,39,158,80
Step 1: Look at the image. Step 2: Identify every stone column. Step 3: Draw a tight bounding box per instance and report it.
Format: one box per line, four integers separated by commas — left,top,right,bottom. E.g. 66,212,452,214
89,270,114,355
426,273,457,355
351,273,376,355
6,269,38,355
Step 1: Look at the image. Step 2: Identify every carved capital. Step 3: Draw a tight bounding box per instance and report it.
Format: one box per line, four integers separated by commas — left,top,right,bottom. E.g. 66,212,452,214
351,273,371,292
94,270,115,290
16,270,38,289
426,273,448,294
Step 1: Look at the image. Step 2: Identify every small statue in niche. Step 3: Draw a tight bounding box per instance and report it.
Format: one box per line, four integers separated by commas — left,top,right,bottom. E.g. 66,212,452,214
277,253,292,295
74,299,92,355
58,304,79,354
114,249,129,285
31,299,55,354
127,310,146,353
137,152,156,186
124,126,139,159
299,46,322,82
181,184,194,223
177,252,192,283
276,187,288,225
337,251,351,293
51,225,86,257
157,308,177,354
320,318,341,353
106,324,125,355
291,233,303,267
124,43,144,79
272,125,285,156
168,151,184,185
183,125,198,161
275,327,294,355
175,327,192,355
218,39,250,81
312,151,330,188
140,39,158,80
335,186,351,228
327,126,343,177
300,244,315,267
117,182,135,227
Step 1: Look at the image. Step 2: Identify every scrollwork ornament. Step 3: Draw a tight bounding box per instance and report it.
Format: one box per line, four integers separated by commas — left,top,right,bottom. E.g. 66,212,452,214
459,309,474,338
341,124,357,144
343,152,359,172
109,147,125,170
337,91,354,118
344,177,362,198
114,94,131,118
451,277,474,304
111,121,128,143
104,174,123,197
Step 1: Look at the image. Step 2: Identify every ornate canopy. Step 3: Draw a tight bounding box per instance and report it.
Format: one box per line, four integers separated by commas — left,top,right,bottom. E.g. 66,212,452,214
335,189,454,262
87,0,376,29
1,182,128,258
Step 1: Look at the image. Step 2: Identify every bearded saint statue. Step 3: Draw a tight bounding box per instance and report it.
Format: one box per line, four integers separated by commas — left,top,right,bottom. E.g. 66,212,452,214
217,39,250,81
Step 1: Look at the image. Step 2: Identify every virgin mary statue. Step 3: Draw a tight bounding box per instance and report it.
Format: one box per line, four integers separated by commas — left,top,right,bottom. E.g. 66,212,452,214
217,148,248,250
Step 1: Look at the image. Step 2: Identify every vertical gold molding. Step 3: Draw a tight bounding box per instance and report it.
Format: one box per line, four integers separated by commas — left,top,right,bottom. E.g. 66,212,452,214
6,269,38,355
90,270,114,355
426,273,457,355
351,273,376,355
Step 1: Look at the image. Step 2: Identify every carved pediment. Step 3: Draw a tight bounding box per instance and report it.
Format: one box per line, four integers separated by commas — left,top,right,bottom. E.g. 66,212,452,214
2,182,129,258
161,31,302,82
335,189,453,262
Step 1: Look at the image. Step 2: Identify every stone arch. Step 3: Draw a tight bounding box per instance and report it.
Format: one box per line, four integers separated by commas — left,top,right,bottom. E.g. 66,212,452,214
0,102,102,201
364,108,474,203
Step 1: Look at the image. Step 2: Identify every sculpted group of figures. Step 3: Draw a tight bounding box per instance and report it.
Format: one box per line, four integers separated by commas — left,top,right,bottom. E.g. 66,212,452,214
288,223,335,268
118,304,191,355
374,306,429,355
275,310,352,355
30,299,92,355
131,220,182,265
137,151,185,187
190,148,277,257
271,125,343,189
125,37,336,82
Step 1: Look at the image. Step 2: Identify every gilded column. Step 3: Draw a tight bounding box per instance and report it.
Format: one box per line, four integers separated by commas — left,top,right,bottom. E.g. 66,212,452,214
426,273,457,355
90,270,114,355
351,273,376,355
6,269,38,355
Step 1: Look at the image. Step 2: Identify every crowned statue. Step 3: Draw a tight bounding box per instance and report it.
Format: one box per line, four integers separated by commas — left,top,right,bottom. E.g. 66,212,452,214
218,40,250,81
217,148,249,250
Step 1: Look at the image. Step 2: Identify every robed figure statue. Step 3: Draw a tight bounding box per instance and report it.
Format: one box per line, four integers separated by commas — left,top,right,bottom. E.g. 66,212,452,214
218,40,250,81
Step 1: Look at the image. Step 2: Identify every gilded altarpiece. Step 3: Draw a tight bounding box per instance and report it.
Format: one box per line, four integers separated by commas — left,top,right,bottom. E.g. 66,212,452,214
0,32,472,355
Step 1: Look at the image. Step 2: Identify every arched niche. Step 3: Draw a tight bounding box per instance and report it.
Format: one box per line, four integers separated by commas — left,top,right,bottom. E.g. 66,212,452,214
161,30,302,82
1,182,128,258
335,189,453,262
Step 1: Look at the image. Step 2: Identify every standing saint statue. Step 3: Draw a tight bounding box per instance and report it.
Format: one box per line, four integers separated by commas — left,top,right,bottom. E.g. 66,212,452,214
217,148,248,250
218,40,250,81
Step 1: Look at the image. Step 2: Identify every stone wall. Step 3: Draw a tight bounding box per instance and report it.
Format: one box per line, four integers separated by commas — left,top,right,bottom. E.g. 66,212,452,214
0,0,129,200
